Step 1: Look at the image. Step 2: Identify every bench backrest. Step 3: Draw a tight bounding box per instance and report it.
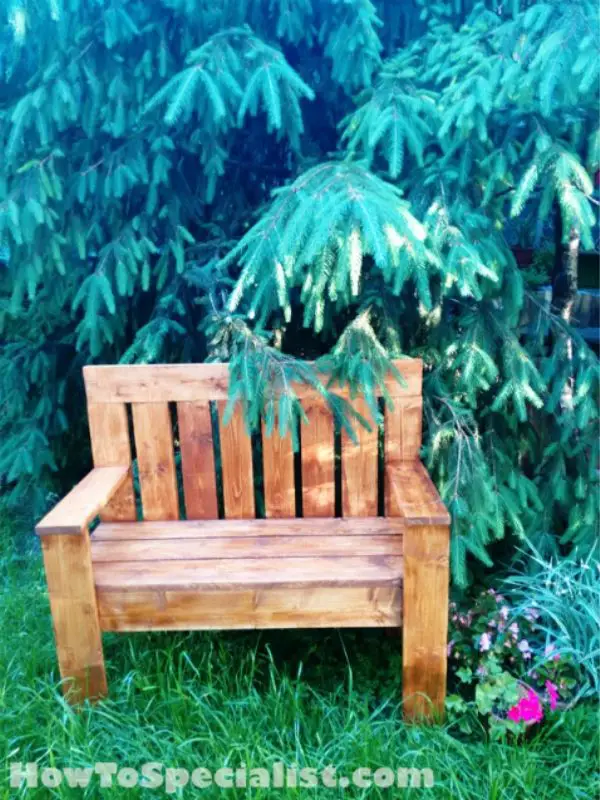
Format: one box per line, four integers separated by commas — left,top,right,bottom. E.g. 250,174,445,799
83,359,423,522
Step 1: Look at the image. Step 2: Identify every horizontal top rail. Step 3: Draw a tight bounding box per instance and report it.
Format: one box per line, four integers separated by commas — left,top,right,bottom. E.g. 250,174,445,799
83,359,423,404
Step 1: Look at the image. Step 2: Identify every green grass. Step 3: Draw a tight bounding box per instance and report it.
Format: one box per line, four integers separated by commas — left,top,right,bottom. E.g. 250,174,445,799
1,509,598,799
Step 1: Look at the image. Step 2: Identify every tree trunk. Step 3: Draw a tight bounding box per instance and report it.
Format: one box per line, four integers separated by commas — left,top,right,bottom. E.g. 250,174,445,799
551,206,579,324
551,205,580,409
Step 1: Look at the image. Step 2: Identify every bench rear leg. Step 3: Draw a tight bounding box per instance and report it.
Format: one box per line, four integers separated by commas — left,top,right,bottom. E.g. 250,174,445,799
40,531,107,703
402,523,450,721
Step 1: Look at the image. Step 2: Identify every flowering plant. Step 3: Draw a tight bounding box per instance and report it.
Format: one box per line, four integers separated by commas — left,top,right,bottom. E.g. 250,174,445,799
445,588,578,738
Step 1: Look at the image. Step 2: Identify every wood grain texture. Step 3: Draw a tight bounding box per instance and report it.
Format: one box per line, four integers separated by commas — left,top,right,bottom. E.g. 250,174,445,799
386,461,450,525
91,534,402,562
217,402,255,519
402,524,450,721
132,403,179,521
87,402,136,521
384,396,423,466
177,401,218,519
261,424,295,518
36,467,131,535
301,396,335,517
98,587,401,631
341,397,378,517
41,532,107,702
91,516,405,541
93,555,403,591
83,360,422,403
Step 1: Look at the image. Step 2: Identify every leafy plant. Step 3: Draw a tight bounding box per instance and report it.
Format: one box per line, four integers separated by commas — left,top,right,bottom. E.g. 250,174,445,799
505,546,600,701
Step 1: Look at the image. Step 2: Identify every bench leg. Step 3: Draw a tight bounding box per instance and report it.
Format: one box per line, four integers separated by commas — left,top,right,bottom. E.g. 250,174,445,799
40,531,107,703
402,523,450,721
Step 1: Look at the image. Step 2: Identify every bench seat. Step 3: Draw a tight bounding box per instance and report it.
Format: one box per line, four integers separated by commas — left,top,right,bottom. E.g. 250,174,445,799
91,518,404,631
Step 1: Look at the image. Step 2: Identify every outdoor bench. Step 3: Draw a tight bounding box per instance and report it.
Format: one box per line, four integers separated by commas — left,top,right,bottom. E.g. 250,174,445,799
36,359,450,720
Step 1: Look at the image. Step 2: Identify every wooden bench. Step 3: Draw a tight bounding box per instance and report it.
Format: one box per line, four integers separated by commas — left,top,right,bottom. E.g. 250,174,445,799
36,359,450,720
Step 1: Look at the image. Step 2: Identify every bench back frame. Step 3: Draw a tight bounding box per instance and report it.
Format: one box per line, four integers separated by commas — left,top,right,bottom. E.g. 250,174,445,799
83,359,423,523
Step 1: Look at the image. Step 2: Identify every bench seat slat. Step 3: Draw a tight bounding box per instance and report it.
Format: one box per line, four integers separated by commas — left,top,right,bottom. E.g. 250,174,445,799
91,517,404,541
91,534,402,562
93,555,403,591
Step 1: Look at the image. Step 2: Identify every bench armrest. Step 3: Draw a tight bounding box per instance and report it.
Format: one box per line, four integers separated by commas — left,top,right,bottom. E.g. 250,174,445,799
36,466,131,536
386,461,450,526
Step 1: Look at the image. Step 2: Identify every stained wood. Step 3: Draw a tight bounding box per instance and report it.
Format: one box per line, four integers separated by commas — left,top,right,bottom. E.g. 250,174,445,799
93,555,403,591
41,533,107,702
37,356,452,717
36,467,131,535
301,396,335,517
341,397,378,517
98,587,401,631
402,524,450,720
384,396,423,466
83,360,422,403
91,534,401,562
87,402,136,521
217,402,255,519
177,401,218,519
91,516,405,541
386,461,450,525
131,403,179,521
261,424,295,518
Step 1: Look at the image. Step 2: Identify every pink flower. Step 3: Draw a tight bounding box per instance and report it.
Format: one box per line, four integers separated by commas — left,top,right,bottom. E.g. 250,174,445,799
447,641,454,656
500,605,510,620
509,622,519,635
518,640,531,655
508,689,544,724
479,632,492,652
544,643,555,657
545,681,559,711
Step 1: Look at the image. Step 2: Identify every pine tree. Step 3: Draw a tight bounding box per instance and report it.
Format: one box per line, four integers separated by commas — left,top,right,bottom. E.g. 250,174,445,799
1,0,598,584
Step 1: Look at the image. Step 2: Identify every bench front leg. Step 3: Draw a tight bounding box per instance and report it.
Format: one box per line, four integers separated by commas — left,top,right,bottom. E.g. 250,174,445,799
385,461,450,721
402,522,449,721
35,467,127,703
40,530,107,703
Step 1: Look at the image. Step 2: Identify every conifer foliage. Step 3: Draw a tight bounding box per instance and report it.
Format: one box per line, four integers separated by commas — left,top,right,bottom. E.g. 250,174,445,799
1,0,598,584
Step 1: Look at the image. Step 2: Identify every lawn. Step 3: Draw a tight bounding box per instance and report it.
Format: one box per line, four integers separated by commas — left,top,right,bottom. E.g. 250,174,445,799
1,509,597,799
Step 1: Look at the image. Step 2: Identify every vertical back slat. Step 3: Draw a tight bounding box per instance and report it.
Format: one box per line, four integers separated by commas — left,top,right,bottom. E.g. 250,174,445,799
384,397,423,515
217,403,255,519
131,402,179,521
301,397,335,517
177,401,218,520
341,398,378,517
87,402,136,522
262,425,295,518
385,397,423,463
